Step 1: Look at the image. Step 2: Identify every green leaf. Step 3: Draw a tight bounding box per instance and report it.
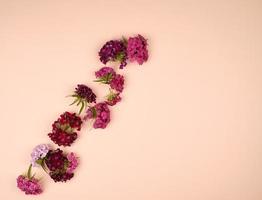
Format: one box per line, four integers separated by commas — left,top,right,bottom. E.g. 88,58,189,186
77,99,82,106
69,97,80,106
79,101,85,115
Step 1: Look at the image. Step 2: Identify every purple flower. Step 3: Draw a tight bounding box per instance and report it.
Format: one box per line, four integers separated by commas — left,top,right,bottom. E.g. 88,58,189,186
67,153,78,173
31,144,50,167
17,175,42,195
84,103,111,129
75,84,96,103
98,40,127,69
94,67,116,84
95,67,116,78
127,34,148,65
110,74,124,93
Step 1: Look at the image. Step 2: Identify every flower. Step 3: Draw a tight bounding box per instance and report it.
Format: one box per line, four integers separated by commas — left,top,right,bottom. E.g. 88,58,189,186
44,149,77,183
48,129,77,147
110,74,124,93
48,112,82,146
95,66,116,79
75,84,97,103
17,175,42,195
98,40,127,69
67,153,78,173
127,34,148,65
49,172,74,182
31,144,50,167
106,91,121,106
70,84,97,114
84,102,111,129
45,149,67,171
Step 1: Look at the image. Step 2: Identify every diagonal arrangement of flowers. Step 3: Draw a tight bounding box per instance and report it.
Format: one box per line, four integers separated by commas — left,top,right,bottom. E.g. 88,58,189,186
16,34,149,195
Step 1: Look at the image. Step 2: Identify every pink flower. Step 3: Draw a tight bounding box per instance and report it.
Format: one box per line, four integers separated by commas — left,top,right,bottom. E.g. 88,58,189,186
67,153,78,173
84,103,111,129
110,74,124,93
17,175,42,195
127,34,148,65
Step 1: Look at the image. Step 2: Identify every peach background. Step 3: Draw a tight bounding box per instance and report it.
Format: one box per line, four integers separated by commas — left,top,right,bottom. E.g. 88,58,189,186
0,0,262,199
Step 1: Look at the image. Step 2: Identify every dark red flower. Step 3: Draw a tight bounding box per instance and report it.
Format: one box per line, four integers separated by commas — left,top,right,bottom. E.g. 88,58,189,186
48,112,82,146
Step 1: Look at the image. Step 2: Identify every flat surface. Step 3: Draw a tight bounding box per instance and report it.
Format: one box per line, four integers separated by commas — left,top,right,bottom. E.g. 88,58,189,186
0,0,262,199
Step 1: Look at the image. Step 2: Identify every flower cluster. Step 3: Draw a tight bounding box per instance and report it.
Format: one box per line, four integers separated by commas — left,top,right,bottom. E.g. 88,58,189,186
70,84,97,114
30,144,49,166
17,145,79,194
45,149,78,182
99,39,127,69
99,34,148,68
84,102,110,129
95,67,124,92
127,34,148,65
17,175,42,195
17,34,149,195
48,112,82,146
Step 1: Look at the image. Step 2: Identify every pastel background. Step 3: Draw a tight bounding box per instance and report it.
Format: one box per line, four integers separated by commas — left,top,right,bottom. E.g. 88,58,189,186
0,0,261,199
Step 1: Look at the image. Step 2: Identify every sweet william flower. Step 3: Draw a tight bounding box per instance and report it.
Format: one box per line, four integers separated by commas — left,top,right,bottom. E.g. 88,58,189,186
48,112,82,147
127,34,148,65
75,84,96,103
67,153,78,173
84,102,111,129
17,175,42,195
110,74,124,93
99,40,127,69
17,164,42,195
95,66,116,79
45,149,67,172
31,144,50,167
70,84,97,114
44,149,77,182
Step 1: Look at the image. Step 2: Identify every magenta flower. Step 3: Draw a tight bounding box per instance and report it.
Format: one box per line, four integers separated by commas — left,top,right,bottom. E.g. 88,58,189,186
94,67,116,84
84,102,111,129
110,74,124,93
95,67,116,79
127,34,148,65
17,175,42,195
67,152,78,173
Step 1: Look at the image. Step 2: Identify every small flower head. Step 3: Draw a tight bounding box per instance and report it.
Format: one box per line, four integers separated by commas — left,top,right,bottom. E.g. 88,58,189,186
48,112,82,147
98,40,127,69
106,90,121,106
67,152,78,173
95,66,116,79
31,144,50,167
70,84,97,114
75,84,97,103
110,74,124,93
45,149,67,171
127,34,148,65
84,102,111,129
17,175,42,195
44,149,77,183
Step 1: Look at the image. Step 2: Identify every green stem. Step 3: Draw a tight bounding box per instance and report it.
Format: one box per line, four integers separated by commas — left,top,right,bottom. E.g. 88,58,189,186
27,164,32,179
41,161,49,175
